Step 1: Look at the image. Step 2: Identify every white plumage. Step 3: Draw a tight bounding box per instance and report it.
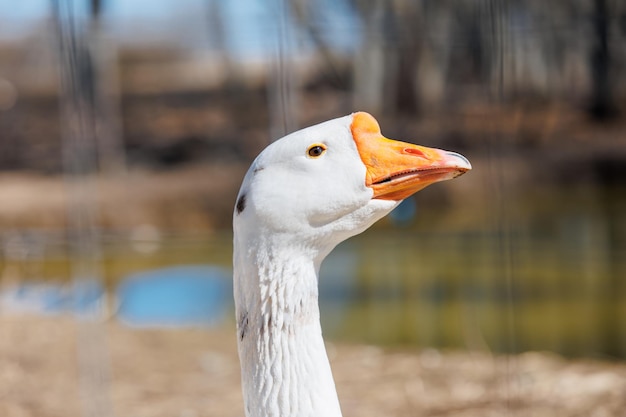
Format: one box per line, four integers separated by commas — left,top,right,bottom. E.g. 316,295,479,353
233,112,470,417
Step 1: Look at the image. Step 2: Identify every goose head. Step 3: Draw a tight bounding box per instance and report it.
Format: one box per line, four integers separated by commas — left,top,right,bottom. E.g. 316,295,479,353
233,111,471,417
234,111,471,263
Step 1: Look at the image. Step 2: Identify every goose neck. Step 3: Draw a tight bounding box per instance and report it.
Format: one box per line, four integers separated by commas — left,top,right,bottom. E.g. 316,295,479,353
233,237,343,417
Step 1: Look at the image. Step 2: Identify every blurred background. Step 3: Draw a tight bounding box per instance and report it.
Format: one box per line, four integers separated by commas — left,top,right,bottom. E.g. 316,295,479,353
1,0,626,416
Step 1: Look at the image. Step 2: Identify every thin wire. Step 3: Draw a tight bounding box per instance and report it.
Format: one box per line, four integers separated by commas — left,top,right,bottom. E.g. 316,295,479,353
53,1,114,416
487,0,519,413
269,0,297,141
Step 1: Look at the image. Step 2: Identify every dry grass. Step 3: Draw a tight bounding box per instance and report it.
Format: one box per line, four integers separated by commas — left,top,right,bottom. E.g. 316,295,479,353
1,316,625,417
0,163,246,231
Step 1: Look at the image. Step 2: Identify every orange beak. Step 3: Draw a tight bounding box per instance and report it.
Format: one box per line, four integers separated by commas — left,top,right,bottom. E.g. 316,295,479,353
351,112,471,201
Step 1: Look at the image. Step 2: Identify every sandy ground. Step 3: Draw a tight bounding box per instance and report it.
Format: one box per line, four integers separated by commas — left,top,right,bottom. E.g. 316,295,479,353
0,164,246,230
0,316,625,417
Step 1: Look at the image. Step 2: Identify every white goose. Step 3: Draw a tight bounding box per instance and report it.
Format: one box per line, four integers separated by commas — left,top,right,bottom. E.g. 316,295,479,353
233,112,471,417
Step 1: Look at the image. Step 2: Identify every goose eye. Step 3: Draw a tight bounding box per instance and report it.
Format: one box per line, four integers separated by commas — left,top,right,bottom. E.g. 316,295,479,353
307,144,327,158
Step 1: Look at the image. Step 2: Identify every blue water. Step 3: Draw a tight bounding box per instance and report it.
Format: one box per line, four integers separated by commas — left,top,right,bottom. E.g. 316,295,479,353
116,265,232,327
0,255,360,329
0,279,105,316
0,265,234,328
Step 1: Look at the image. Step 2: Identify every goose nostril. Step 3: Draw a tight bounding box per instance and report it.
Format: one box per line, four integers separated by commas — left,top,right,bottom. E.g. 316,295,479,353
404,148,426,157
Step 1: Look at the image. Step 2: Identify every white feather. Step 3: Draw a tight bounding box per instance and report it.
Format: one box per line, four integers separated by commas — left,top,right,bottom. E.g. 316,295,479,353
233,114,409,417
